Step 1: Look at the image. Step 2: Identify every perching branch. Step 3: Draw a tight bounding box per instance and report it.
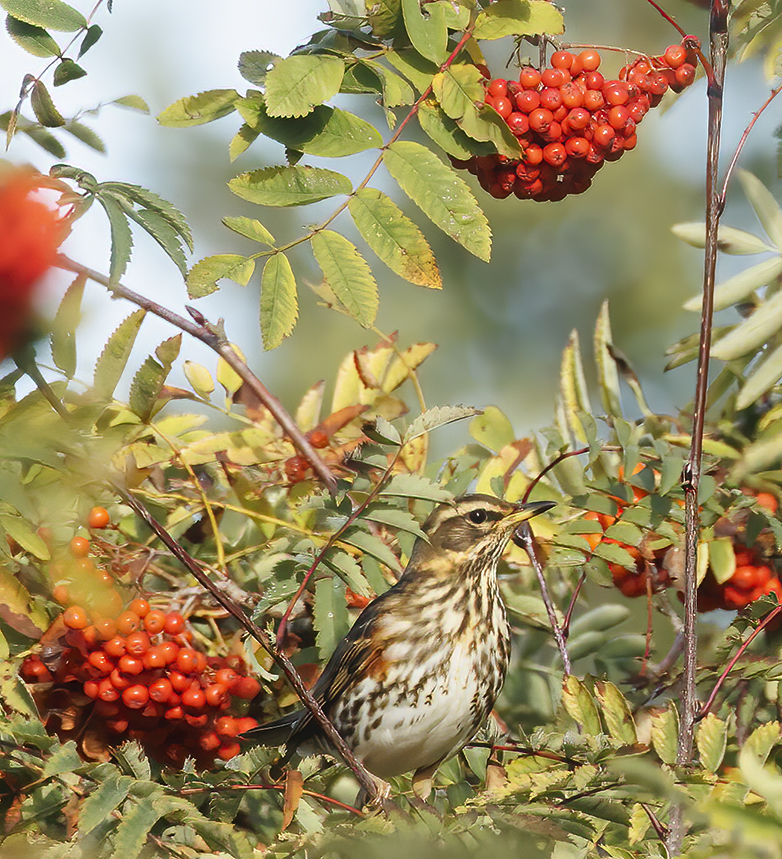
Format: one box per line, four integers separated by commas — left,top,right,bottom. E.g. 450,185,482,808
56,254,339,495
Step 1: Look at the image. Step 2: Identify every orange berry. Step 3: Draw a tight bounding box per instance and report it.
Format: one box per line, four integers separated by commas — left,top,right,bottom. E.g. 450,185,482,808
125,631,151,655
143,610,166,634
551,50,574,70
158,640,180,664
122,684,149,709
128,598,150,618
109,669,129,690
756,492,779,514
217,742,241,761
578,49,601,72
231,676,262,700
69,536,90,558
94,618,117,640
308,430,329,449
87,507,111,529
52,584,69,605
176,649,200,674
83,679,100,698
164,612,185,635
143,646,167,670
87,650,114,674
199,731,221,752
63,605,89,629
169,670,191,693
118,654,144,675
214,668,239,690
149,678,173,703
98,678,119,701
116,611,141,635
181,684,206,710
165,706,184,721
205,683,229,708
215,716,239,737
235,717,258,734
103,636,126,658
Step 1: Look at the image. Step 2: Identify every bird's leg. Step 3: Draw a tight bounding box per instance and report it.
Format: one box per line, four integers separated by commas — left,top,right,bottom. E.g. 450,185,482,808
356,773,393,809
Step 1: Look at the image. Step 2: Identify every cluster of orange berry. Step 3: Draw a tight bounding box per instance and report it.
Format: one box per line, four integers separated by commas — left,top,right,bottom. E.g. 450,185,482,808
21,507,262,768
452,42,698,201
697,546,782,612
284,429,329,484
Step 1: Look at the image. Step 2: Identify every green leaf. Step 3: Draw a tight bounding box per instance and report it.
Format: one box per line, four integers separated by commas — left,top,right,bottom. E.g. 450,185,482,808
238,94,382,157
739,168,782,249
594,300,622,418
157,89,238,127
709,536,736,584
50,273,84,377
129,335,182,422
559,329,592,443
112,95,149,113
417,98,494,159
672,222,776,254
93,309,146,399
238,49,281,85
364,505,427,540
187,254,255,299
264,54,345,118
712,289,782,360
77,22,101,57
0,0,85,31
360,60,414,107
568,604,631,636
384,140,491,260
433,64,484,121
42,740,81,776
401,0,447,63
697,713,727,772
314,576,349,661
30,79,64,126
684,255,782,312
379,472,452,503
96,196,133,283
96,182,192,251
64,119,104,151
650,705,678,765
594,680,637,745
5,16,59,56
737,343,782,409
229,165,352,207
52,57,86,85
223,216,275,245
406,404,480,442
369,0,402,37
348,187,441,288
562,675,601,736
261,253,298,349
473,0,564,40
323,550,372,597
469,405,514,451
113,796,162,859
311,230,378,326
342,527,402,572
386,48,439,92
79,773,132,834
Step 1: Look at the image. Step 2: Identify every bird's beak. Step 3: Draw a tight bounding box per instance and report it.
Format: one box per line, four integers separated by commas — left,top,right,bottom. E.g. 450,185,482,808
506,499,556,525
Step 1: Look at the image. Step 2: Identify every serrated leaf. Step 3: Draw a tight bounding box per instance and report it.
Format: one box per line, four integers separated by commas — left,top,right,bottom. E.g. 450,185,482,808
404,404,480,443
401,0,447,63
432,64,484,121
79,773,132,834
386,48,439,93
238,95,382,157
6,16,59,56
314,576,349,661
311,230,378,326
684,255,782,312
264,54,345,118
697,712,727,772
594,300,622,417
157,89,238,127
364,505,427,539
30,79,64,126
186,254,255,299
97,181,192,251
469,405,514,451
1,0,85,30
113,95,149,113
64,119,104,151
42,740,81,776
473,0,564,39
384,140,491,261
737,343,782,409
129,335,181,421
229,165,352,207
261,253,298,349
113,796,162,859
238,49,281,85
559,329,592,443
77,22,100,56
360,60,414,107
96,195,133,283
417,98,494,159
379,472,452,503
52,57,86,86
93,309,146,399
712,289,782,360
342,527,402,572
222,216,275,245
672,222,776,254
739,169,782,249
323,550,371,596
628,803,651,846
650,705,678,765
349,187,441,288
50,273,84,377
594,680,637,744
562,675,601,736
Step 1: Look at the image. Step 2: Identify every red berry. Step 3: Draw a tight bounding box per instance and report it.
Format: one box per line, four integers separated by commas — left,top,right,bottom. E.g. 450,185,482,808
578,49,601,72
149,677,174,703
519,67,541,89
84,679,100,698
308,430,329,449
181,683,206,710
675,63,696,88
491,96,513,118
199,731,221,752
487,78,508,98
515,89,540,113
551,50,574,70
603,82,630,106
87,507,110,529
608,106,630,129
69,536,90,558
528,108,553,133
524,144,544,166
176,648,200,674
98,678,119,701
169,670,192,693
565,137,590,158
216,716,239,737
142,610,166,634
165,706,184,721
205,683,230,707
63,605,89,630
116,611,141,635
164,612,185,635
592,124,616,148
87,651,114,674
218,742,241,761
583,90,605,111
125,631,151,656
506,112,529,135
109,668,129,690
103,636,126,658
539,87,563,111
232,676,262,700
118,654,144,675
122,684,149,709
543,143,567,168
128,598,150,618
143,646,167,670
159,640,180,664
664,44,687,69
541,68,565,88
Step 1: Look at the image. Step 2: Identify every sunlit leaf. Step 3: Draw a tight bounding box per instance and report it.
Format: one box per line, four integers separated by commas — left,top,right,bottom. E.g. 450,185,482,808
594,680,637,745
93,309,146,399
187,254,255,299
684,256,782,312
50,273,84,378
261,253,298,349
157,90,238,127
401,0,447,63
222,216,275,245
5,16,59,56
711,289,782,360
1,0,86,31
229,165,352,207
737,343,782,409
472,0,564,40
311,230,378,326
264,54,345,118
697,713,728,772
562,675,601,735
314,576,349,661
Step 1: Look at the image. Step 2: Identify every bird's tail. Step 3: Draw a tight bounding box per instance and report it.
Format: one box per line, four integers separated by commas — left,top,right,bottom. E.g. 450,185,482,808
241,710,301,747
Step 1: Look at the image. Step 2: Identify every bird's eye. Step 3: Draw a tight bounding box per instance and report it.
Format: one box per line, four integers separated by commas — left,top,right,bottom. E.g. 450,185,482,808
467,509,488,524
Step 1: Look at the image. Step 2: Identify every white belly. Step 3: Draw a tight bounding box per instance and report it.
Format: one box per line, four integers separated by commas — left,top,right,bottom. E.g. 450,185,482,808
340,639,484,779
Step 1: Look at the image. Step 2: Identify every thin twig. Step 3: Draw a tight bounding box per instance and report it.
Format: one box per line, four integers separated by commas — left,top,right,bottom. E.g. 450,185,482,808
522,447,590,503
114,484,384,805
562,571,586,638
56,255,339,495
698,605,782,719
180,782,364,816
514,522,571,675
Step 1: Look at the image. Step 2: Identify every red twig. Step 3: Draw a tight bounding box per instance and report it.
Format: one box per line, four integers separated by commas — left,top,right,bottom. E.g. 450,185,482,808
562,571,586,638
522,447,589,503
181,782,364,816
643,0,687,37
699,605,782,719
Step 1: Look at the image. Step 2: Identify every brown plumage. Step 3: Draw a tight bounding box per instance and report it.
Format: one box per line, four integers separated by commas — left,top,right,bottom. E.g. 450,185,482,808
245,494,554,800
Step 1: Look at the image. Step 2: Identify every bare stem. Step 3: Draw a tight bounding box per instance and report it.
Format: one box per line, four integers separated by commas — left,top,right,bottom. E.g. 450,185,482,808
514,522,571,675
56,255,338,495
115,485,383,804
669,1,728,853
180,782,364,817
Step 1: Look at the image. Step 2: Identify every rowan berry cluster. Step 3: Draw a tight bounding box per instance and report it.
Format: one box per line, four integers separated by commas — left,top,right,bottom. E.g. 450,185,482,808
453,42,698,202
284,428,330,484
697,546,782,613
21,507,262,768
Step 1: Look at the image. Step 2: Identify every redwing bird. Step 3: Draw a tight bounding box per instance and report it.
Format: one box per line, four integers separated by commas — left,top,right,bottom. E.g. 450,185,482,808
245,494,554,801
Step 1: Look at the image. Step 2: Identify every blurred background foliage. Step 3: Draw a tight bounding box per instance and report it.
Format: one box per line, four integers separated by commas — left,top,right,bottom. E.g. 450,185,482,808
3,0,779,445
